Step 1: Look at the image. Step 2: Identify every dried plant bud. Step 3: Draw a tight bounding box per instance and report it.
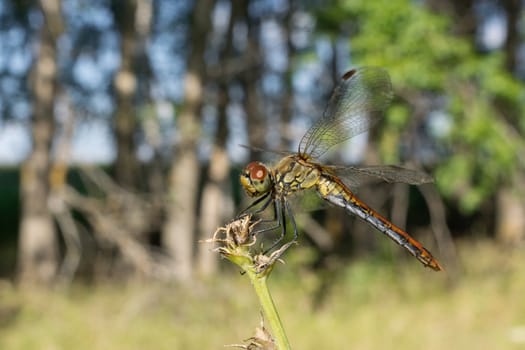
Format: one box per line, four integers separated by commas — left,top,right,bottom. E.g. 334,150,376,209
226,315,277,350
203,215,295,276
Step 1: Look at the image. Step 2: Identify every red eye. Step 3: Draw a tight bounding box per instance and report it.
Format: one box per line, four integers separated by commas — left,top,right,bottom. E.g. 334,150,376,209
246,162,267,180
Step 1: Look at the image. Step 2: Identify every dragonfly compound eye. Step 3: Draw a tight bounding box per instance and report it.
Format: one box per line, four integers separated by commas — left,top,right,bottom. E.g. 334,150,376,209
247,162,267,181
240,162,272,197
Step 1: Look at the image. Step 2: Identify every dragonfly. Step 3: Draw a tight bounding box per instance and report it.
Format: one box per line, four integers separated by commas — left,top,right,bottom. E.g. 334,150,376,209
239,67,442,271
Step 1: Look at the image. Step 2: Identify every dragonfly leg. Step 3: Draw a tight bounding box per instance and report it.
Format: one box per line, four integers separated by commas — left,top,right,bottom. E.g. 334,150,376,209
240,197,296,255
238,192,281,230
263,199,288,253
255,195,279,225
252,198,281,236
237,192,273,218
238,193,285,248
284,199,299,242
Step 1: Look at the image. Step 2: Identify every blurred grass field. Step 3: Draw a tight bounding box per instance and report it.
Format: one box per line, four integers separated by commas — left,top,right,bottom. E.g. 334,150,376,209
0,239,524,350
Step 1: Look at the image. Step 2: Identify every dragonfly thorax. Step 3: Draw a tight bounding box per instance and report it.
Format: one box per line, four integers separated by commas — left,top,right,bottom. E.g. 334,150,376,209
240,161,273,197
273,156,321,195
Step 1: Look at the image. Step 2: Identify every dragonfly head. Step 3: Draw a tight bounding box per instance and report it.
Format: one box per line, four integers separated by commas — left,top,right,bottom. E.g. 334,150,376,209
240,161,272,197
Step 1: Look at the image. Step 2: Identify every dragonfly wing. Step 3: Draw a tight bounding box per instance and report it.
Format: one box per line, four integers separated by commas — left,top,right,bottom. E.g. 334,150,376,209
329,165,433,188
299,67,394,159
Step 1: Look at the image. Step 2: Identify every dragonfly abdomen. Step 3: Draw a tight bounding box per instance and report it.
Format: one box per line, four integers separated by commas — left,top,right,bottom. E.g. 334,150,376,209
316,175,442,271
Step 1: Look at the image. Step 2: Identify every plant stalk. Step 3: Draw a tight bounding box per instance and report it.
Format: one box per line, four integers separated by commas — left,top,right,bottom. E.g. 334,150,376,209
245,266,291,350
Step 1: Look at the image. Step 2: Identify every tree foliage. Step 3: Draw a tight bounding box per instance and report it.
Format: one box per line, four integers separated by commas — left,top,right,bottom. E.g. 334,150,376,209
318,0,525,212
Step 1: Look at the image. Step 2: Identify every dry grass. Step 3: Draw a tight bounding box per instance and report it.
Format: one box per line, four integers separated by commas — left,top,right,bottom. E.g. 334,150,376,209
0,239,524,350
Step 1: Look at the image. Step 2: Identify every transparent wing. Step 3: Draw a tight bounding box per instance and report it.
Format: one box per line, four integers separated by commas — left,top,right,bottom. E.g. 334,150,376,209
328,165,434,189
298,67,394,159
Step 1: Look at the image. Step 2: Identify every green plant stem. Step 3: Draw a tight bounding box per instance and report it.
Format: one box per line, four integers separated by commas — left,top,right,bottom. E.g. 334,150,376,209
213,217,292,349
246,268,291,350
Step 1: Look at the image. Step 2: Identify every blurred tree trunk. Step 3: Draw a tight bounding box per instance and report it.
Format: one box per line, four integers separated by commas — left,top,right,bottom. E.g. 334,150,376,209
49,94,80,286
111,0,143,189
280,1,295,151
197,1,240,276
496,183,525,244
163,0,215,281
132,0,161,195
501,0,521,72
427,0,477,38
18,0,63,286
197,131,231,276
495,0,525,244
239,0,264,160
